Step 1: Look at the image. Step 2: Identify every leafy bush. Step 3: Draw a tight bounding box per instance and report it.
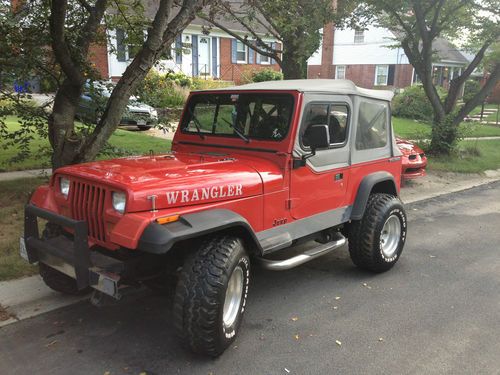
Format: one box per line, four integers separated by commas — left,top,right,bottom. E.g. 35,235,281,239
135,70,234,108
191,78,234,90
463,79,481,103
250,68,283,83
392,85,446,121
135,70,190,108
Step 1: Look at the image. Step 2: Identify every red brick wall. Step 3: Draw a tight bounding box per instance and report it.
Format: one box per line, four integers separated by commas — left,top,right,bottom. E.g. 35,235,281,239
88,43,109,80
219,38,281,83
308,63,415,90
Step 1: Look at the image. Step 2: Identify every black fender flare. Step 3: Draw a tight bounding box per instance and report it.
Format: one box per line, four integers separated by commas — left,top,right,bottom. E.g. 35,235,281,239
350,172,398,221
138,209,261,254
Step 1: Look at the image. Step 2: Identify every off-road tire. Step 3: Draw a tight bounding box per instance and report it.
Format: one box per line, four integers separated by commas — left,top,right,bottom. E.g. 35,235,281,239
39,263,91,296
348,193,407,273
173,236,250,357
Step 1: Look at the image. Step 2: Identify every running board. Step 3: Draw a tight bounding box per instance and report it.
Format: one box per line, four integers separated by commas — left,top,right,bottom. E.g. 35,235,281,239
257,235,346,271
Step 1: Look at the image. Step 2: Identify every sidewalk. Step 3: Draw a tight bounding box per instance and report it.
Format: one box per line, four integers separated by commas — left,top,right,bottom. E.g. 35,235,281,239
0,169,52,182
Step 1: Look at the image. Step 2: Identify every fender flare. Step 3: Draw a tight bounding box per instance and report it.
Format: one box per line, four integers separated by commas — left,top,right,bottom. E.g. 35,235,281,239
138,209,261,254
350,172,398,221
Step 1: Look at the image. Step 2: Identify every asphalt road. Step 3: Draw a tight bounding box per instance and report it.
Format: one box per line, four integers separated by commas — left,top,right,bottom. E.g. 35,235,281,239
1,182,500,375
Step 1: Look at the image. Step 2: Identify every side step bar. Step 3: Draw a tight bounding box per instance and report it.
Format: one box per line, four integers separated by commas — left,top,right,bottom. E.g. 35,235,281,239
258,235,346,271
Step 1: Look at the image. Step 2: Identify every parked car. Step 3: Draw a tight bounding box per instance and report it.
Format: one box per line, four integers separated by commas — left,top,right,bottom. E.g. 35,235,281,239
22,80,407,357
76,82,158,130
396,137,427,179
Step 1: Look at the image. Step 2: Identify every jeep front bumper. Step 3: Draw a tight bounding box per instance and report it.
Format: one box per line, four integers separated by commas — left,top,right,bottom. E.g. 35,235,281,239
22,204,124,299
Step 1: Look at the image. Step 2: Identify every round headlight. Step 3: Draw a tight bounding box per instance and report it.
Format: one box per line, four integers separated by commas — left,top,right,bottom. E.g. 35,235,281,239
112,192,126,214
60,177,70,198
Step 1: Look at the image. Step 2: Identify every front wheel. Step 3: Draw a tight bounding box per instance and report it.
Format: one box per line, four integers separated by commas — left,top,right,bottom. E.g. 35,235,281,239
348,193,407,273
173,236,250,357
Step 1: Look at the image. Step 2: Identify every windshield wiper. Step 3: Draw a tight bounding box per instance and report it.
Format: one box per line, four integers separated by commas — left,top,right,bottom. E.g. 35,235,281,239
188,108,205,140
222,118,250,143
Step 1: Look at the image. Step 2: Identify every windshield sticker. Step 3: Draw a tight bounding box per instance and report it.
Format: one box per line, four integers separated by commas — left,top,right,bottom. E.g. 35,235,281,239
165,184,243,205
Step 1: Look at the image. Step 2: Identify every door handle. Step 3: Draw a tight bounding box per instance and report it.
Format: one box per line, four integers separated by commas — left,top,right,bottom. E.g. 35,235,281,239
334,173,343,181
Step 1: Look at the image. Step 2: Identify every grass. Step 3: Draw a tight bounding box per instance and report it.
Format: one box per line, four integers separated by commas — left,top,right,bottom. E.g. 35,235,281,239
392,116,500,139
428,139,500,173
0,115,172,171
0,178,47,281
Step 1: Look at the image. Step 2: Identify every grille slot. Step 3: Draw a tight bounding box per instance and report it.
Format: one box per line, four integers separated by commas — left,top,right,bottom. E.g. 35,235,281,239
70,181,107,242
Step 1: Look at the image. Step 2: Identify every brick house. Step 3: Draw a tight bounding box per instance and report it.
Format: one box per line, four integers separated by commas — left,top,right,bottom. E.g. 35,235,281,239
91,8,280,84
308,25,469,91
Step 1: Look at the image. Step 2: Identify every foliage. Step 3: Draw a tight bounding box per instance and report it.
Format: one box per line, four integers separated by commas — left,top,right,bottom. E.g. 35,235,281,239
463,80,482,103
360,0,500,155
249,69,284,83
201,0,361,79
392,85,446,122
135,70,190,108
191,78,234,90
0,0,203,169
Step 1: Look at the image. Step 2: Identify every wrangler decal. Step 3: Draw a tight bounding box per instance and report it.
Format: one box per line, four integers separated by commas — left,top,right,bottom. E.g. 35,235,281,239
165,184,243,205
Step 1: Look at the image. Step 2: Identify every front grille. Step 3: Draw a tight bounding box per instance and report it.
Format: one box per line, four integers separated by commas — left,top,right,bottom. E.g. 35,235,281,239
69,181,107,242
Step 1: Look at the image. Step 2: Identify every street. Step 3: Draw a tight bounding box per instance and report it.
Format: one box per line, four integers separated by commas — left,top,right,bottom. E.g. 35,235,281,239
1,181,499,375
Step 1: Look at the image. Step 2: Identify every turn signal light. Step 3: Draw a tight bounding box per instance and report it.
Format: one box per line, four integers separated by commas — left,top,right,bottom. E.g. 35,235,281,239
156,215,180,225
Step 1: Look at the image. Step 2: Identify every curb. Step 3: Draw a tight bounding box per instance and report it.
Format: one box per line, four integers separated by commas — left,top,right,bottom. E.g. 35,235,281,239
1,175,500,328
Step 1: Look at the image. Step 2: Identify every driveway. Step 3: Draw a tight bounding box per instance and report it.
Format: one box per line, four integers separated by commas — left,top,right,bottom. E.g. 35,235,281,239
1,182,499,375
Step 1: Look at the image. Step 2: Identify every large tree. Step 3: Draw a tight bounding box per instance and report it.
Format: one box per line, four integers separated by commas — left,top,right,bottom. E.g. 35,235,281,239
200,0,357,79
1,0,204,169
362,0,500,154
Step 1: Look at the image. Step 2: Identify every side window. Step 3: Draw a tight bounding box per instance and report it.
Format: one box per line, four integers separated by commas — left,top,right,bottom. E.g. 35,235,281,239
356,101,388,150
302,103,349,147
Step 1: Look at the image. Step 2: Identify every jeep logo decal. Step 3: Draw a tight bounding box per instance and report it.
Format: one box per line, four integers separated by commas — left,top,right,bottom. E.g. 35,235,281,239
165,184,243,205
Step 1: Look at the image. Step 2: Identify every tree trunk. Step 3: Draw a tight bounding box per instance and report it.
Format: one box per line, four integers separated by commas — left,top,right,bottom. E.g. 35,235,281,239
281,49,307,79
49,79,84,169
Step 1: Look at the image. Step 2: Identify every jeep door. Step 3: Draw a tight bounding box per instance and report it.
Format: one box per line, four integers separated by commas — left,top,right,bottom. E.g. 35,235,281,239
289,95,352,220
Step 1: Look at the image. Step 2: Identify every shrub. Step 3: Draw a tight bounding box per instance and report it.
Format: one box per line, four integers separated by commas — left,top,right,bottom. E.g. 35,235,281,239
191,78,234,90
463,79,481,103
135,70,190,108
392,85,446,122
250,68,283,83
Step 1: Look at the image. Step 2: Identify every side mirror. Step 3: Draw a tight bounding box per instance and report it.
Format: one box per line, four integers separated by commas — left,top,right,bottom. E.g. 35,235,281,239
305,124,330,151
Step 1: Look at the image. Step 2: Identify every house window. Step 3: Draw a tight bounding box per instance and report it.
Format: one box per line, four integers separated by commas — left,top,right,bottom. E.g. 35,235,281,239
116,28,142,62
354,30,364,44
236,40,247,63
375,65,389,86
335,65,346,79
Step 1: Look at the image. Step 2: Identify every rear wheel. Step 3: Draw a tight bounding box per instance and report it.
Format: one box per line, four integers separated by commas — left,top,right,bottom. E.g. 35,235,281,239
173,236,250,357
39,263,91,296
348,193,407,273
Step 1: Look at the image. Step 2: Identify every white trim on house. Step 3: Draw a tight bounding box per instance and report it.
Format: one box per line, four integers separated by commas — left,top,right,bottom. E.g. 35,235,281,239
335,65,346,79
374,64,389,86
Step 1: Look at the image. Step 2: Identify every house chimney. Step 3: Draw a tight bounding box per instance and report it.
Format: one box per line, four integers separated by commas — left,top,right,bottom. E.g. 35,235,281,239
320,0,337,78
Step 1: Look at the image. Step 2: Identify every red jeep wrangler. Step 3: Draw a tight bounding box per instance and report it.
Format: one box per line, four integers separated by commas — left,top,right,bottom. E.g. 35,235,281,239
22,79,407,356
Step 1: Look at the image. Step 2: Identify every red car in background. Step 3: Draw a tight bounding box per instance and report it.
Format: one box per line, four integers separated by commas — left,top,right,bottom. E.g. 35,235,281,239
396,137,427,180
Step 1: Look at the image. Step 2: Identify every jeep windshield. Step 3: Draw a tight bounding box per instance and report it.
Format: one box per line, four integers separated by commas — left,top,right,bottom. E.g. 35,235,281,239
181,93,294,141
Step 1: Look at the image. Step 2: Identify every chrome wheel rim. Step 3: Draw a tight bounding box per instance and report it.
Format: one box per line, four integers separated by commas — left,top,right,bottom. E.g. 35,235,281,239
223,265,244,327
380,214,401,258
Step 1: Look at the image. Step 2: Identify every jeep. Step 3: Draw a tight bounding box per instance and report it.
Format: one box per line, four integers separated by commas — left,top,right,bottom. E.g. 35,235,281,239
22,79,407,356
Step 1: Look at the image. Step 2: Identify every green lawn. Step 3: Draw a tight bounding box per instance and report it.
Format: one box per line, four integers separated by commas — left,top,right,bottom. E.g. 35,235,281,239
428,139,500,173
0,115,172,171
392,116,500,139
0,178,46,281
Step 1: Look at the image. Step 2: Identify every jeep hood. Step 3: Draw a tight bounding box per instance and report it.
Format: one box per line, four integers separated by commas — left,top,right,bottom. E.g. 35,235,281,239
55,152,265,212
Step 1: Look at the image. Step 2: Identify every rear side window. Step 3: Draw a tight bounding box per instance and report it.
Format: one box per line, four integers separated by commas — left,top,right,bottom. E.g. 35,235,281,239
356,101,388,150
302,103,349,147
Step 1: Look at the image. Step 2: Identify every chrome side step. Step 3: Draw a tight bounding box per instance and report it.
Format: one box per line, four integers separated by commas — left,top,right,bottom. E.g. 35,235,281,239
257,235,347,271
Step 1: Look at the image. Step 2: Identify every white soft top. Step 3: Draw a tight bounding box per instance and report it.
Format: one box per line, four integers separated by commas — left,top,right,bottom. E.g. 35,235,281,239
197,79,394,102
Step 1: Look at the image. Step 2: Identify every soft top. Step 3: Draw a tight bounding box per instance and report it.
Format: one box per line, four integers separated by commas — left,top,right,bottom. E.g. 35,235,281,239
195,79,394,102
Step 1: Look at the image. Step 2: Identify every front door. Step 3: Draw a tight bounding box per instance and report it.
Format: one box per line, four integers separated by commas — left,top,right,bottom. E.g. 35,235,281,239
289,96,352,220
198,37,211,78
